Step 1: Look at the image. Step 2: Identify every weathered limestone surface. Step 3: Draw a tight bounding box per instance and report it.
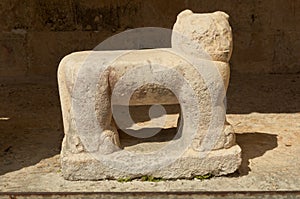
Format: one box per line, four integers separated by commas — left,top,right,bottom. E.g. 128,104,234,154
172,10,233,63
58,10,241,180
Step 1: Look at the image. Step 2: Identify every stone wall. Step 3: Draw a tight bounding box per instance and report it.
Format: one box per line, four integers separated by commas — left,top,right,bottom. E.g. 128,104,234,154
1,0,299,80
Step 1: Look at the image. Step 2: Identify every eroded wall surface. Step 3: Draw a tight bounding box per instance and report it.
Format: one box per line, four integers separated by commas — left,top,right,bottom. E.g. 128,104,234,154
0,0,299,80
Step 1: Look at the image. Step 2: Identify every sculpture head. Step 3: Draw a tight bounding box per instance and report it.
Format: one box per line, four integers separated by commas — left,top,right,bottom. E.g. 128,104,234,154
172,9,233,62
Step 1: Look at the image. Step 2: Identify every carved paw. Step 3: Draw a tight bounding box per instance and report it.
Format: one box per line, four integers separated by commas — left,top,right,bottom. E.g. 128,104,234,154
98,130,121,155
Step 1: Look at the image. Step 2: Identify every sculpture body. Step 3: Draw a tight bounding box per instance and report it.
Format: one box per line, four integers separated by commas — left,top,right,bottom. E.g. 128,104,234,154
58,10,241,180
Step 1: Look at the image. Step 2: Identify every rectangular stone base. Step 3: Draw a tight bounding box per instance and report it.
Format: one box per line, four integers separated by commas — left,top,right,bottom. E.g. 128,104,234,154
61,142,242,180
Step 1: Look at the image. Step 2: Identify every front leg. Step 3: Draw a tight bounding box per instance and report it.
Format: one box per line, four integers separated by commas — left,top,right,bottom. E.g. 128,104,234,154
95,69,121,154
210,119,236,150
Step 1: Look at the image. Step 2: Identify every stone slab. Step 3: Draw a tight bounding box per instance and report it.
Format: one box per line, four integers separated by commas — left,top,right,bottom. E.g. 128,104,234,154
61,140,241,180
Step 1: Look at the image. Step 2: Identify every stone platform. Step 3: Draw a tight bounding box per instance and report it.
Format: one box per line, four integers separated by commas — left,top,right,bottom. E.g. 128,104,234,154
61,139,241,180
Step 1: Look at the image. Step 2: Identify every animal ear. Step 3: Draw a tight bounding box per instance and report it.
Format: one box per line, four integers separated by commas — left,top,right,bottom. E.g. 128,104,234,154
177,9,193,19
214,11,229,20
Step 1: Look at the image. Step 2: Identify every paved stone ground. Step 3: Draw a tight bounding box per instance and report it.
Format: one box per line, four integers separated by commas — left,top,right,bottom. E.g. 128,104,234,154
0,74,299,191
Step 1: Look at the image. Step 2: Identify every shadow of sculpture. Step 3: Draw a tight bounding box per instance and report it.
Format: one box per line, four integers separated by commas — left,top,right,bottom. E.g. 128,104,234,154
119,127,181,149
235,132,278,176
112,104,181,129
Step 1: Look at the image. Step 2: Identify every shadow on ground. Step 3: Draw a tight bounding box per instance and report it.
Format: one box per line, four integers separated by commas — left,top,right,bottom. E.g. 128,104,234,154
235,132,278,176
119,127,179,149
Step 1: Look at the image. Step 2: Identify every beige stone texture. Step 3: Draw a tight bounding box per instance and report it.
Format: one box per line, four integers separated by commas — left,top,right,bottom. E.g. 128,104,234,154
172,10,232,63
58,10,241,180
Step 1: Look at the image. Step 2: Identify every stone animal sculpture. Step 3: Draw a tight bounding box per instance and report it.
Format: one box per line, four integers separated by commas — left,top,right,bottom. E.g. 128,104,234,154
58,10,241,180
